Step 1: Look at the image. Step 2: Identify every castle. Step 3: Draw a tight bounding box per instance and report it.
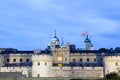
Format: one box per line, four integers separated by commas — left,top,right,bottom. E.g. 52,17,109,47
0,31,120,79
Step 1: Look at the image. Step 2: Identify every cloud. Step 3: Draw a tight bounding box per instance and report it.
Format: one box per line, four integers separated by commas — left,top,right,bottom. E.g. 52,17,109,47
0,0,120,50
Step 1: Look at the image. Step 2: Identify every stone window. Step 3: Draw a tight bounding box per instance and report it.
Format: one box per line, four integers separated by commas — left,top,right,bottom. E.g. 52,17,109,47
116,62,118,66
87,58,89,62
65,58,67,61
26,58,29,62
38,62,40,66
13,59,16,62
37,74,40,77
73,58,76,62
20,59,23,62
45,62,47,66
79,58,82,62
7,58,9,62
94,58,96,62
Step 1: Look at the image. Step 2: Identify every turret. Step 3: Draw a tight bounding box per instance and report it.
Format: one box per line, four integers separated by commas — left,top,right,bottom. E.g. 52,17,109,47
51,30,60,48
84,35,93,50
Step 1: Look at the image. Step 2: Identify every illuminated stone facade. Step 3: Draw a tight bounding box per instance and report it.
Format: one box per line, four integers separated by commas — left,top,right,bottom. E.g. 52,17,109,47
0,33,119,79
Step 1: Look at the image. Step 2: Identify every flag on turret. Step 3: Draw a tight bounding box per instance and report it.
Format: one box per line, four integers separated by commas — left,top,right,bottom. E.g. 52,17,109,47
81,31,88,36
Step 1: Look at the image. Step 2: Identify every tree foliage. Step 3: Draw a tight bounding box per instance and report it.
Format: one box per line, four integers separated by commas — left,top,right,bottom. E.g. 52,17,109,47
106,72,120,80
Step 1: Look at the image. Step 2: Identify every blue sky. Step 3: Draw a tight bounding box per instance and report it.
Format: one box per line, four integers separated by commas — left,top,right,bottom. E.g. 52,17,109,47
0,0,120,50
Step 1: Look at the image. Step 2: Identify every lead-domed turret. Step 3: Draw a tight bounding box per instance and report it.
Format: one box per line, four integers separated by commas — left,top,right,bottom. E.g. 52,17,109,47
84,35,91,43
51,30,60,48
84,35,93,50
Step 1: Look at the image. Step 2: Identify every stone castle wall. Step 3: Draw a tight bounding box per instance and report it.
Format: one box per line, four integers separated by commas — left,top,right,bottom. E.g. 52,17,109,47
0,67,30,77
52,66,103,78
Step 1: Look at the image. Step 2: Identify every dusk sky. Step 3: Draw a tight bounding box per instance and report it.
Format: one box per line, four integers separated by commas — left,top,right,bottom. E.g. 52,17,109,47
0,0,120,50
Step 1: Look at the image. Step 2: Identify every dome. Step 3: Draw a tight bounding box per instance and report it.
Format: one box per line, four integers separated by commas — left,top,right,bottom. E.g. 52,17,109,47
52,36,59,42
84,35,91,43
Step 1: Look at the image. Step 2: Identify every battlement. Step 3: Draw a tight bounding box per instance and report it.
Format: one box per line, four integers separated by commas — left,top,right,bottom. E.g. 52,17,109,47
0,66,30,77
32,54,53,61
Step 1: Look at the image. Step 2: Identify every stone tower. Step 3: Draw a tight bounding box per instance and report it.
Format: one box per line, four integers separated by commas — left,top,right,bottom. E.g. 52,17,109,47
32,54,53,77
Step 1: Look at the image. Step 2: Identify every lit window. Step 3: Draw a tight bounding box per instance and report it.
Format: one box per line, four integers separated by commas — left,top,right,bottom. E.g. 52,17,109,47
58,57,62,61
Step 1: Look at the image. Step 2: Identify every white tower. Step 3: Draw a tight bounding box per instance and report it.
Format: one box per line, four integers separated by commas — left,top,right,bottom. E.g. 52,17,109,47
32,54,53,77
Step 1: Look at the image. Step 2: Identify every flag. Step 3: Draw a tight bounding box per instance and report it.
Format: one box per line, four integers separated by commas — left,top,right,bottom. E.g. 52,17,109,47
81,31,88,36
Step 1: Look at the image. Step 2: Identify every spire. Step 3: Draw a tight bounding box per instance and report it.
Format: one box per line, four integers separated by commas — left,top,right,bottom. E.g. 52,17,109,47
61,37,64,46
84,34,91,43
86,35,88,39
54,30,56,37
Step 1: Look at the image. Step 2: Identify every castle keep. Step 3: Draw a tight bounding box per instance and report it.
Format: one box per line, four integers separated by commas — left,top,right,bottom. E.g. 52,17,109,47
0,32,120,79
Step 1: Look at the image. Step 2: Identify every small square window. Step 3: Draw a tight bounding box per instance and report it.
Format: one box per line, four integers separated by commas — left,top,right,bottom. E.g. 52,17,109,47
38,62,40,66
116,62,118,66
26,58,29,62
20,59,23,62
87,58,89,62
45,62,47,66
7,59,9,62
13,59,16,62
94,58,96,62
80,58,82,62
73,59,76,62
